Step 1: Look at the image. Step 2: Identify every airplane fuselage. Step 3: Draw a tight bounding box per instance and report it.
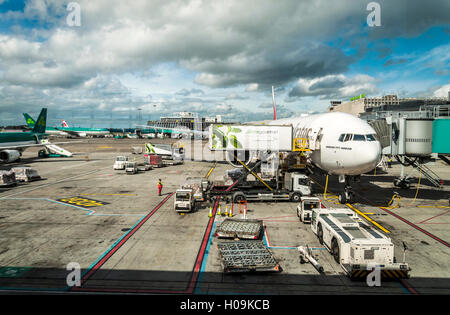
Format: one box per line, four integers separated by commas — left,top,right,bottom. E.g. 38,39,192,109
269,112,381,176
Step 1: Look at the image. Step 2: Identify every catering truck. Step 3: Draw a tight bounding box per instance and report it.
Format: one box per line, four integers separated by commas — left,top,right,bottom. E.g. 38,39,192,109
310,207,410,279
206,172,311,203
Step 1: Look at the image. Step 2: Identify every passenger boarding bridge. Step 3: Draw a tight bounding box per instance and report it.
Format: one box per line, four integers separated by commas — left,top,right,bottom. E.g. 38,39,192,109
361,105,449,188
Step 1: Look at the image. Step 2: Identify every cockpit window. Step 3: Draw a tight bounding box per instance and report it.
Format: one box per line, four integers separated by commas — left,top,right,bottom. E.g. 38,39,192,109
338,134,345,142
353,134,366,141
366,134,377,141
344,134,352,142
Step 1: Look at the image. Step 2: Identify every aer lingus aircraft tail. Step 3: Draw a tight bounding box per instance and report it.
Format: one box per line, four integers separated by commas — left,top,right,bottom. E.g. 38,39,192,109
23,109,47,134
23,113,36,128
31,108,47,134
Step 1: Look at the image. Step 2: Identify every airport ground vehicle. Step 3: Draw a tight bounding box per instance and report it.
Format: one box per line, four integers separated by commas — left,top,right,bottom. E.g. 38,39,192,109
206,172,311,203
174,189,196,213
310,207,410,279
113,156,128,170
145,143,185,160
125,161,138,174
174,177,205,213
297,197,322,223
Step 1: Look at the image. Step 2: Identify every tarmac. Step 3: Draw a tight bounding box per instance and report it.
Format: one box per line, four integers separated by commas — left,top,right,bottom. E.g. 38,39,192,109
0,137,449,295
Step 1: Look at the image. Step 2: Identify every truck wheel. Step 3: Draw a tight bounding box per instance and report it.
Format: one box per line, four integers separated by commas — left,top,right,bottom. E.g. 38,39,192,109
290,193,301,202
332,239,340,263
233,194,246,204
317,224,324,245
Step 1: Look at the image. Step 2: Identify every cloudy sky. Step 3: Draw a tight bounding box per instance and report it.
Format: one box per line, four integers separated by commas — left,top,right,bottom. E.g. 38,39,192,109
0,0,449,127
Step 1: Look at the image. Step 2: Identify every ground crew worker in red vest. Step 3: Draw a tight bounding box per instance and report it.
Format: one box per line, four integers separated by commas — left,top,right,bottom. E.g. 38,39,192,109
157,179,163,196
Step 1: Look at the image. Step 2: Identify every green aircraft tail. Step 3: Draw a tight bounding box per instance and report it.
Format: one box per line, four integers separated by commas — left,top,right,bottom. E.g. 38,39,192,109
23,113,36,128
31,108,47,134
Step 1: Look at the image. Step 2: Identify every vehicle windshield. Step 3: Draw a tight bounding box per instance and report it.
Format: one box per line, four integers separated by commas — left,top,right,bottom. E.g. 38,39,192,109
176,193,190,200
117,157,127,161
353,134,366,141
366,134,377,141
305,202,318,209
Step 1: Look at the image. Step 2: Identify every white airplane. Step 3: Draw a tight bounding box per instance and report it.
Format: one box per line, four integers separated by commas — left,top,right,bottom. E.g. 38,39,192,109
265,111,382,203
223,87,382,203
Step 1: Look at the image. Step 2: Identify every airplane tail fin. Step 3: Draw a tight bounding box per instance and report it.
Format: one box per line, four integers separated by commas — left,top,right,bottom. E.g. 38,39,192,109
272,86,277,120
23,113,36,128
62,120,69,128
32,108,47,134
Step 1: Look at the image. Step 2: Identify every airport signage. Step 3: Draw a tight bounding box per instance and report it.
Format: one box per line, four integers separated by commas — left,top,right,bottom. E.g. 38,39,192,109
350,94,366,101
209,124,293,151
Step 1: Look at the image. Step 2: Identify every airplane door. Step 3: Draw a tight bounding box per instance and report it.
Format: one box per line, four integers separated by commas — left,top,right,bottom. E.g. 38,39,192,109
308,127,322,150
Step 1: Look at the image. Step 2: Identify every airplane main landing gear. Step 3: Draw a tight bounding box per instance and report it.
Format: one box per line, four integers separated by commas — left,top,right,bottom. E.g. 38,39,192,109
393,177,411,189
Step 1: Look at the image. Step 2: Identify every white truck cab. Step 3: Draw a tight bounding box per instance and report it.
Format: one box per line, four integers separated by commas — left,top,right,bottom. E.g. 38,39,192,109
284,173,312,201
310,207,410,279
125,161,138,174
174,189,195,213
114,156,128,170
297,197,322,223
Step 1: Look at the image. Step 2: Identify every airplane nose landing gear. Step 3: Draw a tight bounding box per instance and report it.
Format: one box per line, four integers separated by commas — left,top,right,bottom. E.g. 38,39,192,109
338,175,356,204
339,186,355,204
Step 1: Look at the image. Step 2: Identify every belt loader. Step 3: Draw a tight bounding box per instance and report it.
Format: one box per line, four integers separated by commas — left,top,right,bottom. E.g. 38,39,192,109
310,207,410,280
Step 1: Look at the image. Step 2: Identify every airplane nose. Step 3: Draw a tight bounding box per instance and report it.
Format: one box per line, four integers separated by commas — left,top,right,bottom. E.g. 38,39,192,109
356,141,382,171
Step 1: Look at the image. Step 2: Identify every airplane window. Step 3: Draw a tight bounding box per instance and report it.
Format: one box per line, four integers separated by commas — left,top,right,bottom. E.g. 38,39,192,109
344,134,352,142
366,134,376,141
338,134,345,142
353,134,366,141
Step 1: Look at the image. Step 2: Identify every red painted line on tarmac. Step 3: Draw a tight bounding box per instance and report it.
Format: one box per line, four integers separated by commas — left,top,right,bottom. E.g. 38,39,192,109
380,207,449,248
73,192,175,290
417,210,450,224
400,279,419,295
417,222,450,225
263,224,272,247
73,194,220,294
187,196,219,293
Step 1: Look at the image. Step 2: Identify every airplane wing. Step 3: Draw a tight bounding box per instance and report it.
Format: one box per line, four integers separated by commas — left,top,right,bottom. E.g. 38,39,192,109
0,140,78,150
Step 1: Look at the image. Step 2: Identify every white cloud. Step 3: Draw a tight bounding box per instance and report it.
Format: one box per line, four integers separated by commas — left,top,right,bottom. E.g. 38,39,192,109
288,74,378,100
246,83,259,92
432,84,450,98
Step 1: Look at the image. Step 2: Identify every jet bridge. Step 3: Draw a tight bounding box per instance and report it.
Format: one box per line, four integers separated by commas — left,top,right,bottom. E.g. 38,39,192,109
364,108,448,188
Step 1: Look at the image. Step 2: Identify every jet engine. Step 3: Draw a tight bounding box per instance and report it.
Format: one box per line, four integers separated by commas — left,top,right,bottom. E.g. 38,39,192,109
0,150,21,163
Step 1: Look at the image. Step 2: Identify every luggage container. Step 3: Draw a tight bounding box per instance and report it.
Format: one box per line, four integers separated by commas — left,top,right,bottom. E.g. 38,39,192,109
217,240,281,273
0,170,17,187
10,167,41,182
215,219,263,240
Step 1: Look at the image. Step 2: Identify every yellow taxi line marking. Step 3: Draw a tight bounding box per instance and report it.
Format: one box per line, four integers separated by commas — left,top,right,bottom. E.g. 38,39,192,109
206,162,216,179
346,203,390,234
